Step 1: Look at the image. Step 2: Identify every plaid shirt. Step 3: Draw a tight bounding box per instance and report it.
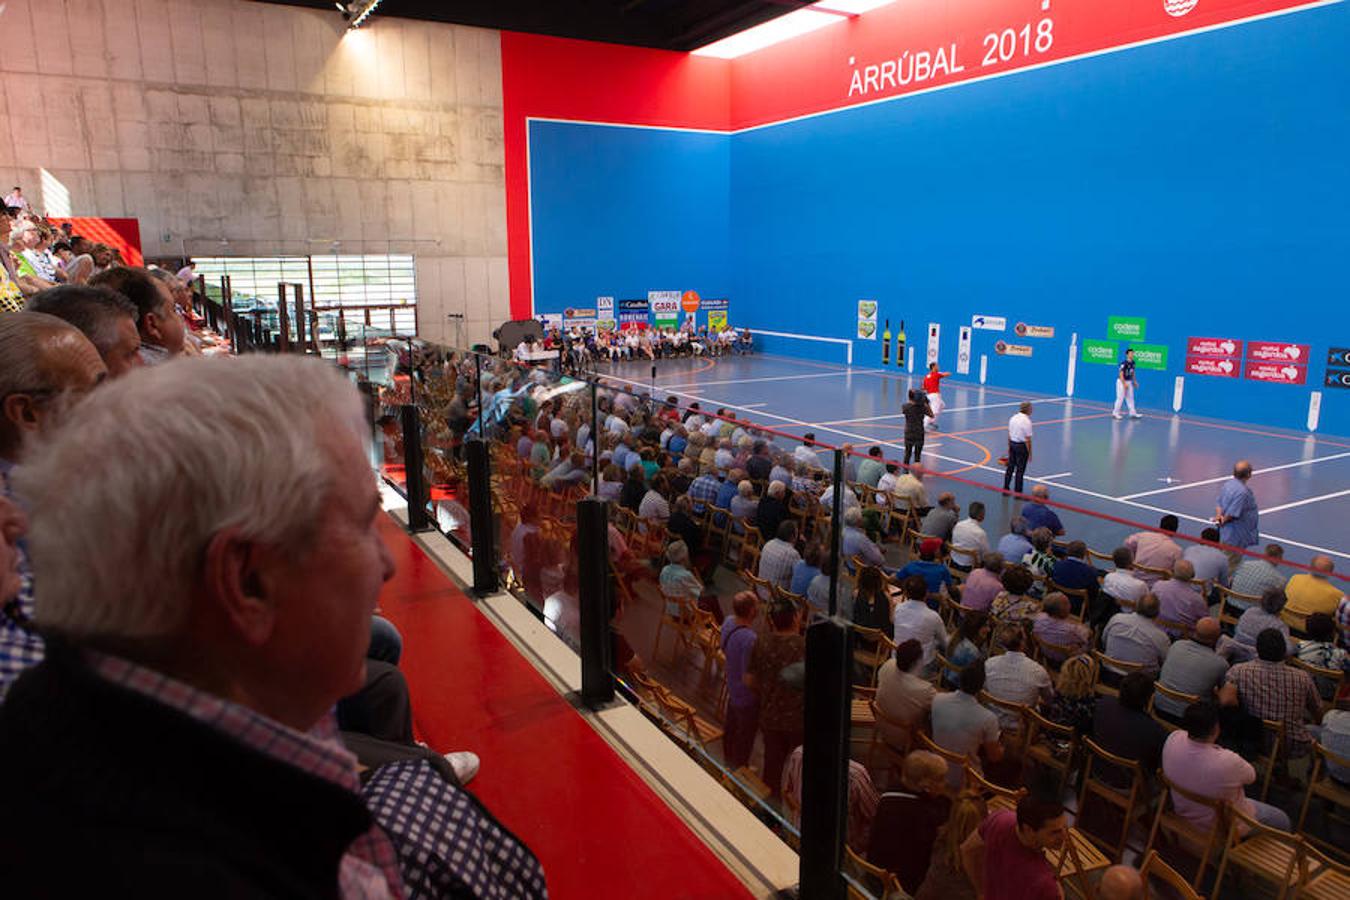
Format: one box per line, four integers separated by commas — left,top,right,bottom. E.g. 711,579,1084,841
686,474,720,513
91,653,405,900
1339,597,1350,651
782,746,878,853
0,460,43,700
1225,659,1323,755
758,538,802,589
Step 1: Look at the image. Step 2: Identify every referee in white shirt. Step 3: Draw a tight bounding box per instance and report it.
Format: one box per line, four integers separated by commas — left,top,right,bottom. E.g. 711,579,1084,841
1003,402,1033,494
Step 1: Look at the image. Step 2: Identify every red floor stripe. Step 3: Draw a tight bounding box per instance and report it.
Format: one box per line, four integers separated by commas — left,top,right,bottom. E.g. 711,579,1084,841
374,516,756,900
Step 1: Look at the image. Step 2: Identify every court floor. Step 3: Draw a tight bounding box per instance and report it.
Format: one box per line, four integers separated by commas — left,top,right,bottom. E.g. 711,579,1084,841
594,353,1350,568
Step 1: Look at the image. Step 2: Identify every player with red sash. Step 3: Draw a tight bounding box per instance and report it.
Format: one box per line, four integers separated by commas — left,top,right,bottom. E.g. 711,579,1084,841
922,363,951,430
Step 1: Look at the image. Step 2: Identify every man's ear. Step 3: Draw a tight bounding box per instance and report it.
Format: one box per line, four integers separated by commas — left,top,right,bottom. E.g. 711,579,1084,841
143,310,166,344
2,393,42,434
201,529,278,647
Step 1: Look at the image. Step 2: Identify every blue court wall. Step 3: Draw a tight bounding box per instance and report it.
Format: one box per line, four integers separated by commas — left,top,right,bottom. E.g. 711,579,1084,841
527,4,1350,435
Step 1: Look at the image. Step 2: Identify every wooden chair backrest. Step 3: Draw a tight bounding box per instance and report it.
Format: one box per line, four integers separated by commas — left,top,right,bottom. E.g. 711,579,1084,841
1140,850,1203,900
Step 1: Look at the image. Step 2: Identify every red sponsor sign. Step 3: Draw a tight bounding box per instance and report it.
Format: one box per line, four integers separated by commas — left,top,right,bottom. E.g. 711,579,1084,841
1246,341,1310,363
1186,337,1242,358
1244,361,1308,385
1185,356,1240,378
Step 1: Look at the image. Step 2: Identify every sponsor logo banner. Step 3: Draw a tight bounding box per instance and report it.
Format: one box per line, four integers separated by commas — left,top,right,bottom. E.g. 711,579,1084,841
1080,339,1118,365
1186,337,1242,358
1325,369,1350,390
1245,361,1308,385
1328,347,1350,367
681,290,701,314
995,341,1033,358
1108,316,1147,341
618,298,649,329
1132,344,1169,371
1185,356,1239,378
1246,341,1309,362
1014,322,1055,338
972,314,1006,331
708,311,728,330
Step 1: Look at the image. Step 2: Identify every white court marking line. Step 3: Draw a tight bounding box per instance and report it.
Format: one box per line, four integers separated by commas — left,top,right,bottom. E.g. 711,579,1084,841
818,397,1070,426
1032,472,1074,481
595,373,1350,562
740,402,770,409
1259,488,1350,515
1116,451,1350,500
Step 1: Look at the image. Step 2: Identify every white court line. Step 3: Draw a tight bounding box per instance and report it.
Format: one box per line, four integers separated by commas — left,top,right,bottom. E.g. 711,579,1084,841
1117,451,1350,500
595,373,1350,562
1259,488,1350,515
1032,472,1074,481
740,402,770,409
819,397,1069,426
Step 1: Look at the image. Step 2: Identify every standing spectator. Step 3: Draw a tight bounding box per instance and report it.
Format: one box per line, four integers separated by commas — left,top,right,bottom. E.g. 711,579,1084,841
891,574,948,668
1220,628,1323,759
720,592,760,769
1103,594,1171,673
757,521,802,590
932,662,1003,791
1214,460,1259,569
1230,544,1288,601
961,552,1004,612
997,516,1033,562
1162,701,1290,830
1124,516,1183,584
1184,527,1230,589
901,389,933,466
1154,559,1208,637
950,501,990,570
1157,618,1229,718
1285,556,1342,620
1094,673,1168,787
868,751,951,896
747,599,806,796
1020,485,1065,536
1002,401,1034,494
984,628,1053,731
3,186,28,210
919,492,959,541
961,795,1067,900
875,639,936,743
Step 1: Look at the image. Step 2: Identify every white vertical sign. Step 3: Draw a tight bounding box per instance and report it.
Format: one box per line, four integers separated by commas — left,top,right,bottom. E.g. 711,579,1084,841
956,326,972,375
1307,391,1322,432
926,322,940,367
1173,376,1185,412
979,354,988,384
1066,332,1078,396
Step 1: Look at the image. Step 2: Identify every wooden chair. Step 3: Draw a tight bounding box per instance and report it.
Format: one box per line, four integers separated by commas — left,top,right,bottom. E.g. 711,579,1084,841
773,584,811,630
1078,736,1152,862
915,730,972,794
1033,633,1083,672
1023,706,1079,799
843,844,904,900
653,688,725,753
1048,580,1092,622
1216,585,1260,631
1212,804,1303,900
704,504,732,559
1156,618,1195,641
1253,718,1285,803
1288,657,1345,714
1144,770,1228,891
1087,547,1115,568
1133,562,1173,582
1139,850,1203,900
850,625,896,686
978,690,1031,747
851,685,877,749
1295,841,1350,900
652,595,696,664
1296,742,1350,844
1148,682,1203,732
1092,650,1150,697
933,650,969,689
867,700,915,779
739,568,775,605
964,762,1027,810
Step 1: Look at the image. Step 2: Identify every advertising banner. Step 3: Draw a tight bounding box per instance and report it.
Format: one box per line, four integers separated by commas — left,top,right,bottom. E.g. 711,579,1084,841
995,341,1032,358
681,290,701,314
562,307,596,328
1247,341,1310,363
972,314,1006,331
1080,339,1118,365
957,325,972,375
1132,344,1169,371
596,296,615,331
1107,316,1147,341
1185,356,1240,378
618,298,649,330
1328,347,1350,367
1186,337,1242,358
538,312,563,331
1246,361,1308,385
857,299,878,340
649,290,680,328
1325,369,1350,390
703,297,729,331
1014,323,1055,338
926,322,941,365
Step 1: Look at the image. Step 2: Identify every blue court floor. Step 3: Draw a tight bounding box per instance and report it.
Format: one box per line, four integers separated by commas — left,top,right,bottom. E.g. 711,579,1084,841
596,353,1350,571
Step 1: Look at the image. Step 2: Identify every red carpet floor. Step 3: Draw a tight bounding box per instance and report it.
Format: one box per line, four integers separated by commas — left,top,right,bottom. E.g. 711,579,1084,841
375,516,755,900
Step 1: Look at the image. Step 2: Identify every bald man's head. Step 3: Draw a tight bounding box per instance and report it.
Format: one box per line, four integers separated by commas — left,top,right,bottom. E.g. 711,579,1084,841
1311,555,1334,576
1233,459,1253,481
1099,865,1143,900
0,312,107,460
1194,617,1220,646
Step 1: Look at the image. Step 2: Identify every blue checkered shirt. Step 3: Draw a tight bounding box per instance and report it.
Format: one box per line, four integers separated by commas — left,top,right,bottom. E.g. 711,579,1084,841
686,474,720,513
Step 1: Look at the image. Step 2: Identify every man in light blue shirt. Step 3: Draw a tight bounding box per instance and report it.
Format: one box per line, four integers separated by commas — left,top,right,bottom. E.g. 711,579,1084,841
1215,461,1258,565
1184,526,1230,591
997,516,1033,562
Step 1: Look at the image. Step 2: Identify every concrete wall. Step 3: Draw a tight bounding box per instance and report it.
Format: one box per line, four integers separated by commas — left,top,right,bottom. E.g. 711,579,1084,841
0,0,506,345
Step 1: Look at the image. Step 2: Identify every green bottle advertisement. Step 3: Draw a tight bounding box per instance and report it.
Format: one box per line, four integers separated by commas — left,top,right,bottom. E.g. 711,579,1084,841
896,320,907,367
882,319,892,365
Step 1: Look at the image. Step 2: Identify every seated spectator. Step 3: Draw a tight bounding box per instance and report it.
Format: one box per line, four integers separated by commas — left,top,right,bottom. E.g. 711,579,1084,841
996,515,1032,563
1124,515,1183,583
857,445,886,487
768,451,794,488
1296,613,1349,699
1103,593,1171,673
1230,544,1287,601
808,554,852,616
1220,628,1323,759
637,473,671,522
619,462,647,511
1032,592,1090,662
89,266,185,364
660,540,717,618
1183,527,1230,590
1021,527,1056,580
794,433,824,470
1163,701,1291,830
1099,866,1145,900
932,661,1002,791
850,565,894,635
984,627,1053,730
665,495,704,559
685,465,720,514
944,612,989,689
26,284,143,378
960,795,1067,900
1154,559,1208,637
1,355,542,896
1049,540,1099,615
961,552,1005,612
876,638,936,743
541,449,588,490
721,591,760,769
949,501,989,570
713,438,736,472
1094,673,1167,787
868,751,952,895
1285,555,1342,620
820,477,861,513
1020,485,1065,536
597,462,624,502
919,492,959,542
891,462,930,515
897,537,953,596
1100,546,1148,613
1314,709,1350,786
789,540,823,597
841,506,890,572
1235,587,1295,650
991,564,1040,626
755,479,790,540
1157,617,1229,719
729,478,759,529
1042,653,1097,734
891,574,948,669
781,745,878,853
757,520,802,590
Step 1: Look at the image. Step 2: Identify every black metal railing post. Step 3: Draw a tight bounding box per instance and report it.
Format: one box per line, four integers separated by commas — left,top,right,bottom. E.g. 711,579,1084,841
590,382,600,495
276,282,292,352
465,438,498,594
292,282,307,353
400,404,431,533
827,447,844,617
799,618,851,900
577,497,614,707
473,352,484,437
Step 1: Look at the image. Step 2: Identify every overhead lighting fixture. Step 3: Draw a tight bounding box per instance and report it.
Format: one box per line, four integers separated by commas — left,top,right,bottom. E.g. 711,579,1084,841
340,0,383,29
692,0,894,59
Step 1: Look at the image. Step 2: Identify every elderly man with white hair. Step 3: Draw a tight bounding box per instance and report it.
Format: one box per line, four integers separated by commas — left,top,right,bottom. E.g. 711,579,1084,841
841,506,892,574
0,356,545,897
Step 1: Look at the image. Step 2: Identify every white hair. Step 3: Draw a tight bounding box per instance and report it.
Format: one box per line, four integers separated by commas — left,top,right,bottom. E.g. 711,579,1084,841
13,355,368,644
844,506,863,526
767,480,786,499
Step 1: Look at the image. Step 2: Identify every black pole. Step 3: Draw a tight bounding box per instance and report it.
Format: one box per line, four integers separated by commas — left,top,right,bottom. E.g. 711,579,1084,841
827,447,844,617
798,618,851,900
590,382,600,495
577,497,614,707
473,352,484,437
466,438,498,594
400,404,432,533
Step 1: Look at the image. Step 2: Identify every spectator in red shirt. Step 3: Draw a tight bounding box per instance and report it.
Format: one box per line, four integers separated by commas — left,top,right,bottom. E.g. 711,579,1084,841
961,794,1067,900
